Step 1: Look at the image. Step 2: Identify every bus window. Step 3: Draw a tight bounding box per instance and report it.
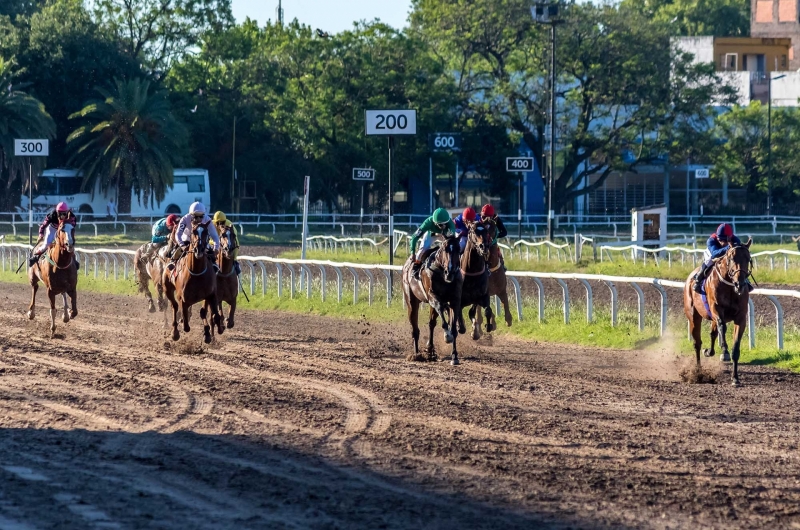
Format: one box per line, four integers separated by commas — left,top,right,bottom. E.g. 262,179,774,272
36,177,58,195
173,175,188,184
187,175,205,192
59,177,83,195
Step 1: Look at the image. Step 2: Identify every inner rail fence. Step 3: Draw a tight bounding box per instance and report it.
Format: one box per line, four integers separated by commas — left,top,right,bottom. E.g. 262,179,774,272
1,242,797,352
3,211,800,241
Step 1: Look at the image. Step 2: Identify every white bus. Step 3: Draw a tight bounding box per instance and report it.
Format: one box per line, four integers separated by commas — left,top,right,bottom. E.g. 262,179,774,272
20,168,211,217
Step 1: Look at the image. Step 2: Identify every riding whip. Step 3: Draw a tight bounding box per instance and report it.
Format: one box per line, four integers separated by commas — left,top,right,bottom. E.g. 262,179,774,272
238,276,250,303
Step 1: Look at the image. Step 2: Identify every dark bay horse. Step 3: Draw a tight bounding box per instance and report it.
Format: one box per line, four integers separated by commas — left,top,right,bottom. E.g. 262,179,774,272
460,221,494,340
28,221,78,337
214,224,238,329
163,220,223,344
683,239,753,386
474,219,512,332
134,243,168,313
402,235,463,365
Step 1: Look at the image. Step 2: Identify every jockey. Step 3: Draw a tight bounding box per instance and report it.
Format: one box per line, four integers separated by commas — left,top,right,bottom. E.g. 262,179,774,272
409,207,456,279
480,204,508,268
693,223,752,293
29,202,78,267
453,207,478,253
167,201,220,271
142,214,179,262
211,211,241,276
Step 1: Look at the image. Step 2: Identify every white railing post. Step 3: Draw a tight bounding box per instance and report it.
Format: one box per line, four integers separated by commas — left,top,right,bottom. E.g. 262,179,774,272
630,283,645,331
555,278,569,324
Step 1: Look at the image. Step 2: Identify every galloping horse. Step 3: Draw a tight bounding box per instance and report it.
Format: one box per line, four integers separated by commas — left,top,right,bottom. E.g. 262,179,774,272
134,243,168,313
163,220,223,344
213,224,238,329
459,220,494,340
402,235,463,365
474,219,513,331
683,239,753,386
28,222,78,337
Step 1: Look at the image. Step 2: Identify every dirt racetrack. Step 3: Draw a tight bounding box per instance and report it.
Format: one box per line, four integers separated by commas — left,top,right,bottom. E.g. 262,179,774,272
1,283,800,529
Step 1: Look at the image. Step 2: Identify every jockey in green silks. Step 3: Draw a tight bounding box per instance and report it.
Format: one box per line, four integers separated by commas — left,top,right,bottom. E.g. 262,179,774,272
409,207,457,279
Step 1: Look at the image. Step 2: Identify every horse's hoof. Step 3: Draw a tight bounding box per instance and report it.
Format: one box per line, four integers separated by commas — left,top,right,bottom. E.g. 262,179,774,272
203,330,212,344
183,324,191,333
444,331,454,344
69,310,77,319
721,352,731,363
226,320,234,330
172,330,180,341
732,378,742,387
703,348,714,357
62,314,69,324
148,305,157,313
505,318,512,327
471,330,480,341
451,356,460,366
27,311,34,320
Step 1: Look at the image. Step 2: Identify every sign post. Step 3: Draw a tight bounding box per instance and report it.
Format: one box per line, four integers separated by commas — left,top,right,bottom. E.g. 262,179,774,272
429,133,462,209
366,109,417,302
300,175,310,288
506,157,534,239
14,139,49,247
353,168,376,237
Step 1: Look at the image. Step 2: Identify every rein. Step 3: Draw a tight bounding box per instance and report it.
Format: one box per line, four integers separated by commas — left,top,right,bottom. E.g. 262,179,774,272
47,229,75,270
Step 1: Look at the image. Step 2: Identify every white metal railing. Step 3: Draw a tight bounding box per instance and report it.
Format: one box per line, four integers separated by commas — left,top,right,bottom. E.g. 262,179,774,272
2,242,797,352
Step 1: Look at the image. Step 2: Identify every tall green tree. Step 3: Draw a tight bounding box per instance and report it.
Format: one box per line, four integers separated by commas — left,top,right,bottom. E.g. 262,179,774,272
0,57,56,211
67,78,189,213
710,102,800,212
411,0,735,212
621,0,750,37
93,0,234,77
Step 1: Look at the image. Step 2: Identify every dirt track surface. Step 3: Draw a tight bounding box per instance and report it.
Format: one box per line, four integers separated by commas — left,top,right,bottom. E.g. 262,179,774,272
1,284,800,529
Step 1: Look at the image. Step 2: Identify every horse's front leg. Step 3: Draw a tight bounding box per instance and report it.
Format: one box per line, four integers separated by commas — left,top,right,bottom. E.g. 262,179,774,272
199,303,212,344
483,294,496,333
731,322,746,387
498,290,513,327
61,293,70,323
47,290,57,337
432,299,453,344
226,298,236,329
449,304,461,366
406,294,421,354
704,321,718,357
210,294,224,335
469,305,481,341
426,305,437,356
717,319,730,362
182,301,191,333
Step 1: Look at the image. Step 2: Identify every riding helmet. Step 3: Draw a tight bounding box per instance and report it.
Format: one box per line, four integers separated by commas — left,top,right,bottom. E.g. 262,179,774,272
213,211,227,224
189,202,206,216
432,208,450,224
56,202,69,212
166,214,179,228
462,207,476,223
715,223,733,240
481,204,495,218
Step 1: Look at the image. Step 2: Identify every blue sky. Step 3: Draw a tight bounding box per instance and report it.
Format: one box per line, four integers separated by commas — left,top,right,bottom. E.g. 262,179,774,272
231,0,413,33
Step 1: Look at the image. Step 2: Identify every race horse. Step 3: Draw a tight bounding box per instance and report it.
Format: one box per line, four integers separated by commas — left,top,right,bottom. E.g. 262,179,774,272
683,239,753,386
163,220,223,344
474,219,513,332
214,224,238,329
459,220,495,340
134,243,168,313
402,235,463,365
28,221,78,337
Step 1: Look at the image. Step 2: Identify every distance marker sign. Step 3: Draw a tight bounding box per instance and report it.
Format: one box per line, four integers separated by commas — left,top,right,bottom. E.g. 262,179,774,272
506,157,534,172
429,133,462,152
365,110,417,135
14,139,49,157
352,168,376,181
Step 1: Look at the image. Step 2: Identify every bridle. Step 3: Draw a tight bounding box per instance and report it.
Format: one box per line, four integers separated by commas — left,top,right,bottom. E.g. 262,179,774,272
431,237,460,283
216,226,236,277
187,220,210,276
47,222,74,270
715,244,752,294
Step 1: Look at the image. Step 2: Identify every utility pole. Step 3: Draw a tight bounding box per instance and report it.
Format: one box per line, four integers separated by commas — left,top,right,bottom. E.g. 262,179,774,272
767,74,786,217
277,0,284,26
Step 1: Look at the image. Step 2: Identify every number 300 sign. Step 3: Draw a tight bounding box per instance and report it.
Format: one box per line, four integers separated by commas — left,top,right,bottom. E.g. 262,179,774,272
365,110,417,136
14,139,49,157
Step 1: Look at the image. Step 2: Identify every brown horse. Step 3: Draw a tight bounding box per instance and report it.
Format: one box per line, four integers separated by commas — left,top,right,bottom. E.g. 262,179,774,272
213,224,238,329
134,243,169,313
27,221,78,337
402,234,464,365
163,220,223,344
683,239,753,386
459,220,494,340
474,219,513,332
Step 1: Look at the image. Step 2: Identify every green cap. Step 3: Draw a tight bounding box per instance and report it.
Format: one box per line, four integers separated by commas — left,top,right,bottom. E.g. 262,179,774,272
432,208,450,224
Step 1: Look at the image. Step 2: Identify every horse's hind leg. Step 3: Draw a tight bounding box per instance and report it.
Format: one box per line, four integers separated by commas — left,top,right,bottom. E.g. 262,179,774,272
406,294,420,354
483,295,496,333
47,290,57,337
199,304,212,344
470,305,481,341
68,288,77,319
690,311,703,366
226,298,236,329
426,306,437,356
28,280,38,320
182,302,191,333
499,290,513,327
704,321,718,358
432,300,453,344
449,306,460,366
61,293,70,323
731,322,745,386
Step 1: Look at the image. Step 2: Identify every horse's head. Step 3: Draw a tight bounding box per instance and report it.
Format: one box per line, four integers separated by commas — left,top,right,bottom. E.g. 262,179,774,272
57,222,74,253
724,238,753,296
191,220,211,259
436,235,461,283
467,221,491,259
217,224,231,257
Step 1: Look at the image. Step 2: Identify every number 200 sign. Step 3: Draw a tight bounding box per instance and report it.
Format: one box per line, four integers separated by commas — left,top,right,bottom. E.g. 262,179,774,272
365,110,417,136
14,139,49,157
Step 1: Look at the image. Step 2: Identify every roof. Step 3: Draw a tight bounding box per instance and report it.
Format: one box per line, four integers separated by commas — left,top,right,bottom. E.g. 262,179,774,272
630,203,667,213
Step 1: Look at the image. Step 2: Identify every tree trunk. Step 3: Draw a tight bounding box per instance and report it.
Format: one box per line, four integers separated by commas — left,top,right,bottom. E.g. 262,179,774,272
117,182,132,214
0,179,22,212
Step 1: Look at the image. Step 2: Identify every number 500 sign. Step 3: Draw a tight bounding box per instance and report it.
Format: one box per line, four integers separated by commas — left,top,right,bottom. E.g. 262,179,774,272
365,110,417,136
15,139,49,157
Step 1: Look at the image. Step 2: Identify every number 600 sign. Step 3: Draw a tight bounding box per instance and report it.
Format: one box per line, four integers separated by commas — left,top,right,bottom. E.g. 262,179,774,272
365,110,417,136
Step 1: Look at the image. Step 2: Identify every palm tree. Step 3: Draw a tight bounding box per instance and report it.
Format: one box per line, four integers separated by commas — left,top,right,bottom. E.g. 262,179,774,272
67,78,188,213
0,57,56,211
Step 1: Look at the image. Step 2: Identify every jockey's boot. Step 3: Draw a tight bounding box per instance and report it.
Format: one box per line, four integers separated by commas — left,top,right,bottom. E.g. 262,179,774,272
745,279,755,293
28,252,41,267
693,264,708,293
75,259,80,271
234,261,241,275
